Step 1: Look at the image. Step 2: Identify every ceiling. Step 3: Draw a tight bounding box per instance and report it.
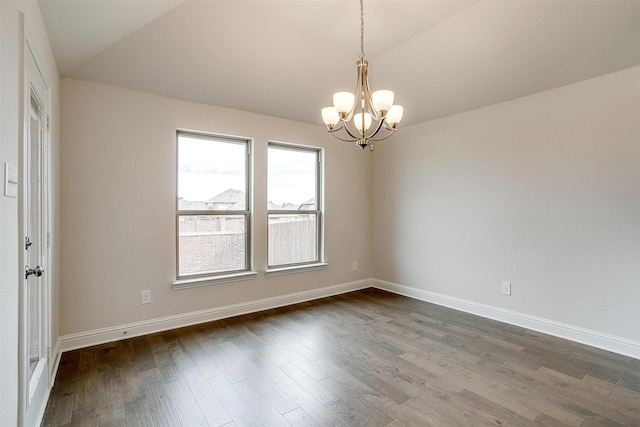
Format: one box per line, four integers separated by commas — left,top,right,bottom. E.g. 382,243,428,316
39,0,640,127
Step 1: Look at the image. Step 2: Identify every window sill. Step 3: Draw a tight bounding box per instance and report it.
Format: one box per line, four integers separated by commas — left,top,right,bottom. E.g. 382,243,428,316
172,271,258,290
265,263,328,278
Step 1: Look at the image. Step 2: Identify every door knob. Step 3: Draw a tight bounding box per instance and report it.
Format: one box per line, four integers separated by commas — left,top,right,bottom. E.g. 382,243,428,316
25,265,44,279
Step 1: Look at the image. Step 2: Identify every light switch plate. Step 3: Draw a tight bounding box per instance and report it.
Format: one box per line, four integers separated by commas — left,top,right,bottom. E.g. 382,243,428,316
4,162,18,198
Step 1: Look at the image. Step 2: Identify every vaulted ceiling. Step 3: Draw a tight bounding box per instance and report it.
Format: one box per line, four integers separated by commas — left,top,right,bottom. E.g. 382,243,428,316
40,0,640,127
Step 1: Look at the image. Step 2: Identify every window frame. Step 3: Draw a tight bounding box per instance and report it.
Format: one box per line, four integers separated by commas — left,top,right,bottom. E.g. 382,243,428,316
266,141,324,271
174,130,253,285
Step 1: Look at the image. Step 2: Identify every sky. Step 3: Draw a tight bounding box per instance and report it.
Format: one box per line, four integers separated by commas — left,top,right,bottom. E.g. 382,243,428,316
178,135,316,207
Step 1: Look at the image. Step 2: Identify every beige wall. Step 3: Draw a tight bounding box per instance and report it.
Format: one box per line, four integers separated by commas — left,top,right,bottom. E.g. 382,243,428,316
60,79,372,335
372,66,640,342
0,1,60,424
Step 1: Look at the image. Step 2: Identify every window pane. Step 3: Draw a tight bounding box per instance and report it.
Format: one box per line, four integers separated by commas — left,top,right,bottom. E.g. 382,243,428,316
178,215,246,276
267,146,316,210
268,213,317,266
178,134,246,211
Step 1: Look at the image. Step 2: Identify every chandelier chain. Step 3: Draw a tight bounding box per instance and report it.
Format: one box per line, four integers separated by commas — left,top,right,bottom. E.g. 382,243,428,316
359,0,365,59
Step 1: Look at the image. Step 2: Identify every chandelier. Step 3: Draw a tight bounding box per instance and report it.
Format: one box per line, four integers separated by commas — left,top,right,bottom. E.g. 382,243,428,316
321,0,404,150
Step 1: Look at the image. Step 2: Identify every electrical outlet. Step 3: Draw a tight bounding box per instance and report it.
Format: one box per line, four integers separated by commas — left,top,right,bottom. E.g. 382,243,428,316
141,290,151,304
501,282,511,296
352,261,358,271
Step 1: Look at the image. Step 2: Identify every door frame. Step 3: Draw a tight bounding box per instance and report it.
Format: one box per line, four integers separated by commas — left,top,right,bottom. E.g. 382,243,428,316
18,12,52,427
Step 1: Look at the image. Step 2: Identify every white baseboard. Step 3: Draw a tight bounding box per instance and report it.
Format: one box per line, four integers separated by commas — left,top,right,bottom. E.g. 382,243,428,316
58,277,639,360
59,279,372,352
372,279,640,360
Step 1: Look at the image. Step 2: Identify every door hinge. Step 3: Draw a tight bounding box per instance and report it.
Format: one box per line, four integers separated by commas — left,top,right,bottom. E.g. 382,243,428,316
46,114,50,131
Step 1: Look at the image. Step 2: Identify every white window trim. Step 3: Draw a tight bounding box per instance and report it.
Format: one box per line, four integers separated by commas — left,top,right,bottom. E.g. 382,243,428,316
267,141,324,269
176,130,253,282
265,262,328,278
172,271,258,290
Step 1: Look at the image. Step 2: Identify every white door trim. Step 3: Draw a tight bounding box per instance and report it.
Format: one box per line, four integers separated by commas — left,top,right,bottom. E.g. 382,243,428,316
18,12,52,427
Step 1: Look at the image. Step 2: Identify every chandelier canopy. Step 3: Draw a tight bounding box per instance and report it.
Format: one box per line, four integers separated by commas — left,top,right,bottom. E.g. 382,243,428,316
321,0,403,150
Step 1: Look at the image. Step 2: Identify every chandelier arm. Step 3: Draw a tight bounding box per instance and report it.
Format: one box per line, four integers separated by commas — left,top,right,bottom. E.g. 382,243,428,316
381,119,399,132
345,61,365,121
359,60,380,120
327,122,345,132
341,120,366,142
369,127,397,143
364,116,386,140
328,131,358,143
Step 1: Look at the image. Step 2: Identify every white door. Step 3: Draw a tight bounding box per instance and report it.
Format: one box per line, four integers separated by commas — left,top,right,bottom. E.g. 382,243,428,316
20,26,50,427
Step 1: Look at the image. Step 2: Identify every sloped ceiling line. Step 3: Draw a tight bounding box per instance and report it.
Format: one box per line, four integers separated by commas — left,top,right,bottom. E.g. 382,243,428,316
40,0,640,127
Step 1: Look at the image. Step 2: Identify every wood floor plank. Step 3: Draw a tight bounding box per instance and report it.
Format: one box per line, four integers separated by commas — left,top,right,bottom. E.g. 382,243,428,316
128,337,155,373
41,391,74,426
43,289,640,427
177,329,223,378
97,389,125,426
182,366,233,426
164,379,208,426
316,361,394,426
455,388,539,426
617,374,640,393
138,367,163,385
212,342,254,384
72,371,100,411
327,351,411,405
146,332,168,353
501,360,640,425
283,407,319,427
278,362,337,405
120,366,145,405
69,405,99,427
123,399,153,427
241,346,290,384
151,348,173,368
279,347,328,382
207,374,264,426
78,348,98,371
276,376,344,427
442,370,540,420
142,381,181,427
158,362,183,384
232,377,292,425
245,373,299,414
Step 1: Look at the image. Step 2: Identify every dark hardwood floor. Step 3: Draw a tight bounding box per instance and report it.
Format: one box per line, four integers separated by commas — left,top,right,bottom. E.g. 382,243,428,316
42,288,640,426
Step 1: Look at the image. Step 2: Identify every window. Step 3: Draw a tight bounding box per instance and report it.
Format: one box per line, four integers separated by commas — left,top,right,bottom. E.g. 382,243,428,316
176,131,251,280
267,142,323,269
